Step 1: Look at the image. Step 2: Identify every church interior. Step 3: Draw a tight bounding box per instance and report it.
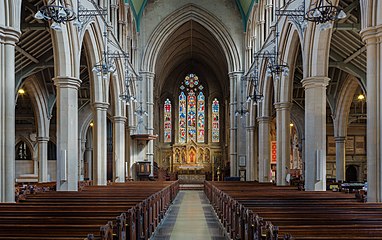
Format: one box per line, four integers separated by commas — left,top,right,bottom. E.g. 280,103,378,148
0,0,382,239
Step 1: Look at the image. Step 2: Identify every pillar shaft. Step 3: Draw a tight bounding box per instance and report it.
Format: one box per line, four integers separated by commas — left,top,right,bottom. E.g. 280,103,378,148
257,116,271,182
0,26,19,202
302,76,329,191
246,125,256,181
113,116,126,182
37,137,49,182
92,102,109,185
361,26,382,202
335,136,346,182
229,72,244,177
274,102,291,186
54,76,81,191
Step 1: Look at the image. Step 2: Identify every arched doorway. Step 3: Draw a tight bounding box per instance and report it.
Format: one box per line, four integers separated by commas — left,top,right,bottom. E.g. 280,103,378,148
346,165,358,182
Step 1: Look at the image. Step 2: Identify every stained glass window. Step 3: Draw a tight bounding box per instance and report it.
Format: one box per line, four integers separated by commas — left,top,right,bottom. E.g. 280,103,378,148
197,92,205,143
164,99,171,143
187,90,197,141
212,98,219,142
178,73,205,143
179,92,187,143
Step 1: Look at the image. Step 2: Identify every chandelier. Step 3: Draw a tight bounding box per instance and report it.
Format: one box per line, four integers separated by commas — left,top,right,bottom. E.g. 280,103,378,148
92,54,116,78
306,0,346,26
34,0,76,31
235,103,249,118
135,102,148,117
119,71,137,105
235,76,250,118
267,62,289,79
246,72,263,105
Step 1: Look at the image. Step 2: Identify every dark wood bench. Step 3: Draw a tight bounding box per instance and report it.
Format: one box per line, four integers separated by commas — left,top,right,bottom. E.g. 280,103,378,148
205,181,382,240
0,181,179,240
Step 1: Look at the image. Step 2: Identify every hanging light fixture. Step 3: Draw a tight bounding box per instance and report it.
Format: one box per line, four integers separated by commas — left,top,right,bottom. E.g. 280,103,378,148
266,25,289,80
246,71,264,105
305,0,346,27
92,54,116,78
235,103,249,118
119,65,137,105
92,30,117,78
135,102,148,117
34,0,76,31
235,76,250,118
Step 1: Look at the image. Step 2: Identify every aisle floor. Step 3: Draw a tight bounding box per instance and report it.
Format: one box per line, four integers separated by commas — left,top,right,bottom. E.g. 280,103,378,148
151,190,228,240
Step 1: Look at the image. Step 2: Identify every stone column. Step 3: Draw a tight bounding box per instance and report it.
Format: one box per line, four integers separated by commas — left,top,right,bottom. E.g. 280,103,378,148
246,125,257,181
54,76,81,191
274,102,291,186
92,102,109,185
0,26,20,202
85,146,93,180
229,72,244,177
37,137,49,182
147,73,155,177
79,139,86,181
84,130,93,180
113,116,126,182
126,125,135,179
360,26,382,202
257,116,271,182
335,136,346,182
302,76,329,191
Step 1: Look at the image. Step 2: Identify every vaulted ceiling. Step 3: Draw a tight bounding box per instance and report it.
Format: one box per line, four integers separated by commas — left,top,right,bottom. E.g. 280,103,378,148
125,0,257,31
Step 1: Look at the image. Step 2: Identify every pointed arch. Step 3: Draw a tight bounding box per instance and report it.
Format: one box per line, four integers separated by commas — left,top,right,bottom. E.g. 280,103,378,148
141,4,241,74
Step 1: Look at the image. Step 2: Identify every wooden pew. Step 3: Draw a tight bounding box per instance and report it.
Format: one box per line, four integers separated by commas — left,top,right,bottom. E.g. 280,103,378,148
205,181,382,240
0,181,179,240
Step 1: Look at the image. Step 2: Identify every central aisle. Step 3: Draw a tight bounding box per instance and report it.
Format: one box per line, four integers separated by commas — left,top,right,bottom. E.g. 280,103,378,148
152,190,227,240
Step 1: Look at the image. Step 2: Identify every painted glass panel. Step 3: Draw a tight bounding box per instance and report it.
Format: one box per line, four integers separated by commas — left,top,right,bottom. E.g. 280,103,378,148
179,92,187,143
164,98,171,143
197,92,205,142
212,98,219,142
187,90,197,141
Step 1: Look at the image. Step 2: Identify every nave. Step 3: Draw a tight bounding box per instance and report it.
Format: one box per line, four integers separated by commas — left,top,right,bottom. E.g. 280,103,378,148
152,190,228,240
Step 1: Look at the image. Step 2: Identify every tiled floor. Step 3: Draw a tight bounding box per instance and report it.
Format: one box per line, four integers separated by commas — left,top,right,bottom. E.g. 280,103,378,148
151,190,228,240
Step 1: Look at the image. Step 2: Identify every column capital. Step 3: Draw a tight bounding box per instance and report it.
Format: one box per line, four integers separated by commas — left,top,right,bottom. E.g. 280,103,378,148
274,102,292,110
246,126,256,131
0,26,21,45
139,71,155,78
53,76,82,89
92,102,109,110
257,116,271,123
301,76,330,89
37,136,49,142
228,71,244,78
360,25,382,43
112,116,127,123
334,136,346,143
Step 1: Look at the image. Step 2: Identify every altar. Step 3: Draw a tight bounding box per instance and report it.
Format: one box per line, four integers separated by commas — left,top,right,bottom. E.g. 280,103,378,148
178,174,206,184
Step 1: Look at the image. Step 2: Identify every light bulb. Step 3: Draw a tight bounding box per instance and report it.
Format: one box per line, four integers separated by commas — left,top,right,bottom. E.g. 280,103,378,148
73,20,81,27
34,11,45,20
283,67,289,76
58,8,67,18
313,9,322,18
337,9,346,19
50,22,62,31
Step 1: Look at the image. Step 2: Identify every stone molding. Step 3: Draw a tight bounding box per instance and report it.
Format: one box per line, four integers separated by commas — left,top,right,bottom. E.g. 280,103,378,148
301,76,330,89
53,76,82,89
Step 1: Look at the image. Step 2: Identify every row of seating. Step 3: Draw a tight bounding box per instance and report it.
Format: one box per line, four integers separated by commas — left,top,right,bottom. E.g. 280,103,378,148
205,181,382,240
0,181,179,240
